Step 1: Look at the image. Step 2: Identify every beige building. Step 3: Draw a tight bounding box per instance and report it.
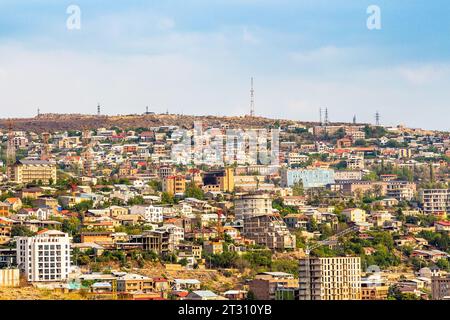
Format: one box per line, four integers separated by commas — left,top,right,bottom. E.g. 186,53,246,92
162,175,186,195
10,160,57,185
243,214,296,250
0,268,20,287
234,194,273,220
420,189,449,216
432,276,450,300
249,272,298,300
342,208,367,223
299,256,362,300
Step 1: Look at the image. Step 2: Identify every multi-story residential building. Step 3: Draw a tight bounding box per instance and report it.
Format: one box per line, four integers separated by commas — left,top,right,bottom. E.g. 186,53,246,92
249,272,298,300
9,160,57,185
155,224,184,251
346,155,365,170
431,275,450,300
342,208,367,223
299,256,362,300
16,230,72,283
158,165,175,179
0,202,9,217
202,168,234,193
419,189,450,216
116,273,154,293
287,153,309,167
281,168,335,189
162,175,186,195
387,181,416,201
203,240,224,255
243,214,296,250
334,170,363,181
130,230,169,255
360,274,389,300
234,194,273,220
130,205,164,223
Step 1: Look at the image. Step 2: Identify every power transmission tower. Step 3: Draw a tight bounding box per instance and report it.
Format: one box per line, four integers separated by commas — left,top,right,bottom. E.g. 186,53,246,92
375,111,380,126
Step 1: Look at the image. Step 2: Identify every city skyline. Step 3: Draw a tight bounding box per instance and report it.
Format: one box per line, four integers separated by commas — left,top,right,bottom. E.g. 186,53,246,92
0,1,449,130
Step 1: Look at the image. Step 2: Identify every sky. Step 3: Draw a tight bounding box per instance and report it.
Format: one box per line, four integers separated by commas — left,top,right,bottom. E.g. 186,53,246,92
0,0,449,130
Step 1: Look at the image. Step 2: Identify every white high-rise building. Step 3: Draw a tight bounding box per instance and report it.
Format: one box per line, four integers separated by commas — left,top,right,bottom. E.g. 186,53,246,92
16,230,72,283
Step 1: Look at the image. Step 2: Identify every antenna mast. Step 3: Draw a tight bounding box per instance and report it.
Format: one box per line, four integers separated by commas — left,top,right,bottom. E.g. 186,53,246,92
250,77,255,117
6,119,16,180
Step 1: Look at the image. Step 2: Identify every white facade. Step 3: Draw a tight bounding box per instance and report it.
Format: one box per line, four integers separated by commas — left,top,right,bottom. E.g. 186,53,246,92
16,230,71,283
130,205,164,223
156,224,184,251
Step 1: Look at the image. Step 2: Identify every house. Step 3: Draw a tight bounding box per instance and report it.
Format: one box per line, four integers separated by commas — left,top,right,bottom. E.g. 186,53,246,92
223,290,247,300
185,290,227,300
4,198,23,212
0,202,10,217
435,221,450,233
116,273,154,293
248,272,298,300
411,249,450,262
203,241,224,255
172,279,201,291
342,208,367,223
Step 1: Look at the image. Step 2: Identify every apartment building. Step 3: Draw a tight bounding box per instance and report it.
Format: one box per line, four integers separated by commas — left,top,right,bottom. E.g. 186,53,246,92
360,274,389,300
162,175,186,195
234,194,273,220
0,202,9,217
243,214,296,250
346,155,365,170
249,272,298,300
281,168,335,189
10,160,57,185
334,170,363,181
387,181,416,201
419,189,450,216
202,168,235,193
299,256,362,300
130,230,169,255
155,224,184,251
431,275,450,300
130,205,164,223
287,153,309,167
16,230,71,283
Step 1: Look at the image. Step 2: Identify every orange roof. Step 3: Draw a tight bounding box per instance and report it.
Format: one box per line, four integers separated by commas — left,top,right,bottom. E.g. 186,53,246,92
5,198,20,204
37,228,49,235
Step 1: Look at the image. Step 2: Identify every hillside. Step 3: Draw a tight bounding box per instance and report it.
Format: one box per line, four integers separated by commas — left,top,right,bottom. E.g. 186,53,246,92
0,113,324,133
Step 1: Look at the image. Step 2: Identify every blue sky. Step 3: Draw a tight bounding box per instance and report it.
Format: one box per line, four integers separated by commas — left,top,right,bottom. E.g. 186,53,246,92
0,0,449,130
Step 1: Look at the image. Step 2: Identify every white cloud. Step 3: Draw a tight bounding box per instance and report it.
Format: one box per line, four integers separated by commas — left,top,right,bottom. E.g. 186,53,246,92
397,65,447,85
242,27,259,45
157,17,176,31
0,44,449,131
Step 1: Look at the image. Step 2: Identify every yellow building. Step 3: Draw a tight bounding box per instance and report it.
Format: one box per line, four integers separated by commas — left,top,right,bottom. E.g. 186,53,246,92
202,168,234,193
10,160,57,185
361,286,389,300
162,176,186,195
